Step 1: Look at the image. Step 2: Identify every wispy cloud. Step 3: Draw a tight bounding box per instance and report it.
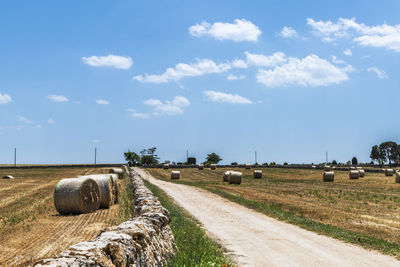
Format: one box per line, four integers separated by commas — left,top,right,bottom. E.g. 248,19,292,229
280,26,298,38
343,49,352,56
0,93,12,104
47,118,54,124
189,19,262,42
367,67,388,79
245,51,287,67
48,94,69,102
143,96,190,115
203,90,252,104
19,116,34,124
227,74,245,80
82,54,133,69
96,99,110,105
127,109,150,119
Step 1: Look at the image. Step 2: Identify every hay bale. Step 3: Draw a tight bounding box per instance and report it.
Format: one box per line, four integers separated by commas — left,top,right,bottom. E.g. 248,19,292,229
223,171,231,182
109,174,119,204
245,164,251,170
229,171,242,185
332,166,336,170
385,169,394,176
350,166,356,170
54,177,100,214
349,170,360,179
311,165,316,169
2,175,14,179
356,167,362,170
324,165,331,171
171,171,180,180
210,164,216,170
358,169,365,178
163,164,169,170
323,171,334,182
253,170,262,179
396,172,400,183
198,164,204,170
109,168,124,179
81,174,114,208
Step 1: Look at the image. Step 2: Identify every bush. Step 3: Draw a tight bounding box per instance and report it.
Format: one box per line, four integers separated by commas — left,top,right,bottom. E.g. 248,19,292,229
262,162,268,166
332,160,337,165
283,162,288,166
270,162,276,166
187,157,196,165
231,162,238,166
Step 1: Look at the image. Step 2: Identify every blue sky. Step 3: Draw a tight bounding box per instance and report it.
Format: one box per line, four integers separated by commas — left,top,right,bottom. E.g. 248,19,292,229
1,1,400,164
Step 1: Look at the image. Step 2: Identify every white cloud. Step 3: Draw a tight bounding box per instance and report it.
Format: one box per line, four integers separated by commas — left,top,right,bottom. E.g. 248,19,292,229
245,51,287,67
96,99,110,105
307,17,400,52
133,58,231,83
36,124,42,129
19,116,34,124
256,54,353,87
331,55,345,64
189,19,262,42
48,94,69,102
47,118,54,124
144,96,190,115
127,109,150,119
343,49,352,56
280,26,298,38
367,67,388,79
227,74,245,80
0,94,12,104
203,90,252,104
231,59,248,68
82,54,133,69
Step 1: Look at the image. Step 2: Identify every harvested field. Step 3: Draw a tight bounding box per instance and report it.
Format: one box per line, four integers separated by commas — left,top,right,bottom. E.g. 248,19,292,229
0,167,127,266
147,167,400,255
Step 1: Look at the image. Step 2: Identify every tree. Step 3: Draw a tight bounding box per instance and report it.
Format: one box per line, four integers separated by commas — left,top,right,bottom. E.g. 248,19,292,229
370,145,385,166
379,141,398,167
352,157,358,165
124,150,140,166
332,160,337,165
205,153,222,164
140,155,158,165
231,162,238,166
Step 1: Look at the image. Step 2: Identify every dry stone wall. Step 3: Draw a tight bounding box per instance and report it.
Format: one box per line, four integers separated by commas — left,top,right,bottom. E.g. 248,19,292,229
34,167,175,267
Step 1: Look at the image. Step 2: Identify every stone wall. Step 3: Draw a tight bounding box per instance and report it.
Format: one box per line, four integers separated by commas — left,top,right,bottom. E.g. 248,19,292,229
34,167,176,267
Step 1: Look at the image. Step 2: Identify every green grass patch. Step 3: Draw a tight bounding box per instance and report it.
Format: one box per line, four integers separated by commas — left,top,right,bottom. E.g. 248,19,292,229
143,180,232,267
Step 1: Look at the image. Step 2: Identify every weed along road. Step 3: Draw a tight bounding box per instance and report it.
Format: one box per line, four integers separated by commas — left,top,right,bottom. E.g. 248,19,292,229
135,168,400,267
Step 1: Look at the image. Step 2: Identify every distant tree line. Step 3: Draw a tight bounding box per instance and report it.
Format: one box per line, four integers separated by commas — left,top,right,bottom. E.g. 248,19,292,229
124,147,159,166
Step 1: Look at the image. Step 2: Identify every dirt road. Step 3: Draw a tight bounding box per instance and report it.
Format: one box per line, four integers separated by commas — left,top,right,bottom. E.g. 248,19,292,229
135,168,400,267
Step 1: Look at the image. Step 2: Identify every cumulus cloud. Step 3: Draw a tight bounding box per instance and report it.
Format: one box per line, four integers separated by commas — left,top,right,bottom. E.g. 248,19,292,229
307,17,400,52
280,26,298,38
331,55,345,64
96,99,110,105
245,51,287,67
227,74,245,80
343,49,352,56
144,96,190,115
0,94,12,104
48,94,69,102
127,109,150,119
203,90,252,104
231,59,248,68
133,58,231,83
82,54,133,69
256,54,353,87
189,19,262,42
367,67,388,79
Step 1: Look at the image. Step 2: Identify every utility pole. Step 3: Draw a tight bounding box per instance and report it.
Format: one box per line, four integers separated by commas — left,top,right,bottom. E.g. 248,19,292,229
326,151,328,164
255,151,257,164
94,148,97,165
186,150,188,163
14,148,16,167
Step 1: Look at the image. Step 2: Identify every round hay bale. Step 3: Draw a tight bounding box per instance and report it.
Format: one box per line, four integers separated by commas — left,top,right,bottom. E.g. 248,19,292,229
109,168,124,179
324,165,331,171
396,172,400,183
253,170,262,179
210,164,216,170
229,171,242,184
223,171,231,182
385,169,394,176
245,164,251,170
198,164,204,170
2,175,14,179
349,170,360,179
81,174,114,208
350,166,356,170
356,166,362,170
311,165,316,169
332,166,336,170
109,174,119,204
163,164,170,170
323,171,334,182
54,177,100,214
171,171,180,180
358,169,365,178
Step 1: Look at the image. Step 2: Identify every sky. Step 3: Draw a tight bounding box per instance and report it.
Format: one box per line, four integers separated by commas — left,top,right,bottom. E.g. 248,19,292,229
1,0,400,164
